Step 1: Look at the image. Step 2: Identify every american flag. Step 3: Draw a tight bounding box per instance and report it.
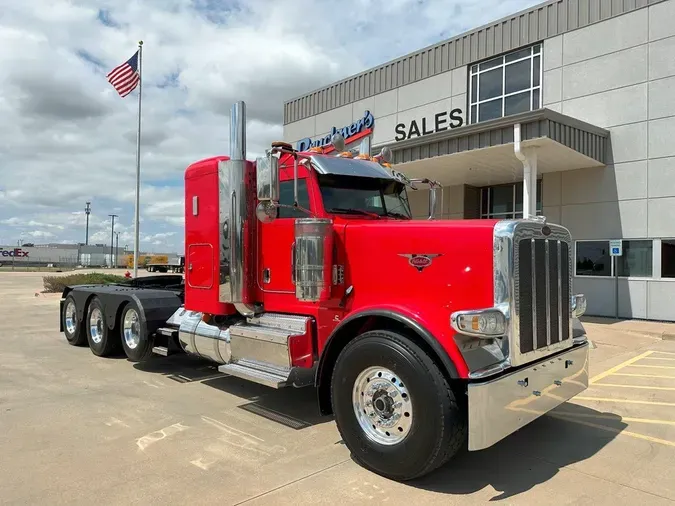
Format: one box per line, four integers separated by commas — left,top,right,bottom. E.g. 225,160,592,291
107,50,140,98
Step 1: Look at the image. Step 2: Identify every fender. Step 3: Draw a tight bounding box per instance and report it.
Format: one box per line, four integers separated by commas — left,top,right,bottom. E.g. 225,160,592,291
316,307,467,389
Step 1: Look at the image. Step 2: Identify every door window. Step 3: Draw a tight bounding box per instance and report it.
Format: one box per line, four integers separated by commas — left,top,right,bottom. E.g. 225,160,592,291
278,179,311,218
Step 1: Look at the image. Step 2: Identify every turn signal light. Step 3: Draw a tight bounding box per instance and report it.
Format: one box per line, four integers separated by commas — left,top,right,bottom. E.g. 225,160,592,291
451,309,507,338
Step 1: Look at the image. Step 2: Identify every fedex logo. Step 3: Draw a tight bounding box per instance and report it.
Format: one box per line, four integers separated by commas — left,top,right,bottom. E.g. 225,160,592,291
0,248,29,258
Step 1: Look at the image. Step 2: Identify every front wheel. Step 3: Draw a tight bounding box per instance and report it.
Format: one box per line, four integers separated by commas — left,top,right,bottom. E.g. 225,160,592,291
331,329,467,481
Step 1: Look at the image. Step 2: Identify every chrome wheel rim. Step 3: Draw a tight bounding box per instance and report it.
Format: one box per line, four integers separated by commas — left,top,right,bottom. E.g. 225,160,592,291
89,307,104,344
352,366,413,445
65,301,77,335
123,309,141,350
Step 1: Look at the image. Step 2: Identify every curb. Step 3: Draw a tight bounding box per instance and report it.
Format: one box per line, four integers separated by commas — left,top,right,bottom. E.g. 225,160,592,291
622,329,675,341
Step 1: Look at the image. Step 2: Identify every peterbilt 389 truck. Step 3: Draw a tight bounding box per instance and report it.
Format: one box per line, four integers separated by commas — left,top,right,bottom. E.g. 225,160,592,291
59,101,589,481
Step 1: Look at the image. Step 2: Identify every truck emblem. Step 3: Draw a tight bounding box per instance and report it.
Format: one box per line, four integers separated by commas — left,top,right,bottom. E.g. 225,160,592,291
399,254,442,272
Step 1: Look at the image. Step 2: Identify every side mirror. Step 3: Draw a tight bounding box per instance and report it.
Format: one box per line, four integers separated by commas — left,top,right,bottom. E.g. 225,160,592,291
429,187,437,220
256,152,280,202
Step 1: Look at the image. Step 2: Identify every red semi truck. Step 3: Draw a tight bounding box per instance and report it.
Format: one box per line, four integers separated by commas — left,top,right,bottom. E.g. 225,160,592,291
59,101,589,481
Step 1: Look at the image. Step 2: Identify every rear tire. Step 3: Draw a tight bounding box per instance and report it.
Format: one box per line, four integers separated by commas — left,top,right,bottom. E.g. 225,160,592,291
120,302,154,362
62,294,86,346
85,297,118,357
331,329,467,481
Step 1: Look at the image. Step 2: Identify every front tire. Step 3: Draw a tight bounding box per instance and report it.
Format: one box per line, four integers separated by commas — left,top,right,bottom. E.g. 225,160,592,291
331,329,467,481
120,302,153,362
62,294,86,346
85,297,118,357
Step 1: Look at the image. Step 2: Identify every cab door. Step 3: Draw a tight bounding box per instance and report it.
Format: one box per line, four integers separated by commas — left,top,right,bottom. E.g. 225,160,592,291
259,177,313,301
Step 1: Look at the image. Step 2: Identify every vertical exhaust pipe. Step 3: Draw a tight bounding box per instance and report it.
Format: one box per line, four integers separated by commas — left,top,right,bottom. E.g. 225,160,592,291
230,101,246,161
219,101,257,316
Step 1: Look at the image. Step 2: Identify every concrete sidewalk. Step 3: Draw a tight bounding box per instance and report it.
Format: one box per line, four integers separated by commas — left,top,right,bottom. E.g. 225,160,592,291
582,316,675,340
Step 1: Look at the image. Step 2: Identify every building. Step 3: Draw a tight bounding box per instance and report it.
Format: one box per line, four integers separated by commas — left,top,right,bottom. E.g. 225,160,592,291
283,0,675,321
0,243,179,269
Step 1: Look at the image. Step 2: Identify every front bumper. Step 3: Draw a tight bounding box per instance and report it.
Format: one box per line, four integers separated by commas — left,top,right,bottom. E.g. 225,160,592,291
468,341,589,451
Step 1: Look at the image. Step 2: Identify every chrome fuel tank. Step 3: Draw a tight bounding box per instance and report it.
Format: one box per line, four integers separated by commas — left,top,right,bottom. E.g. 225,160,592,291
178,311,231,365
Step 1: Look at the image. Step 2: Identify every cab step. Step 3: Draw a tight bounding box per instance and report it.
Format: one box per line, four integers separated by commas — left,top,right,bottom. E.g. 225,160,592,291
152,346,169,356
155,327,178,338
218,359,291,389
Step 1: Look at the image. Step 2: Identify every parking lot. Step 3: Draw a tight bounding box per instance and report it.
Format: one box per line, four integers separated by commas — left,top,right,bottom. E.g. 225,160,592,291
1,271,675,505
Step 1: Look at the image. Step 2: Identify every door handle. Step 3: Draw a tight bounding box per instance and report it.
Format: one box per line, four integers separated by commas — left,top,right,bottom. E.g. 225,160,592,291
263,268,271,284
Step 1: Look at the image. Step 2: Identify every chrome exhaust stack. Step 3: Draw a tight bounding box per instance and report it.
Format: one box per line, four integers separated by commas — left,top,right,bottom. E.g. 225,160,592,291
219,101,257,316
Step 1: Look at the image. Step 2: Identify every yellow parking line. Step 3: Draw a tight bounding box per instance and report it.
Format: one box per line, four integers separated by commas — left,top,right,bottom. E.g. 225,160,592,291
550,414,675,448
554,411,675,426
644,357,675,361
575,396,675,407
614,373,675,380
627,364,675,370
593,383,675,391
652,351,675,356
590,351,654,384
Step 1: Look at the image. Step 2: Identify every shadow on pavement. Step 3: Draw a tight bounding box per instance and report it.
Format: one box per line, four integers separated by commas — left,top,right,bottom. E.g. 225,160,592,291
133,355,627,500
409,402,627,501
132,354,333,429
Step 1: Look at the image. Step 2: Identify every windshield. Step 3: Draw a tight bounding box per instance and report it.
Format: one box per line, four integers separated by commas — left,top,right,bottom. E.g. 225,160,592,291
317,173,412,219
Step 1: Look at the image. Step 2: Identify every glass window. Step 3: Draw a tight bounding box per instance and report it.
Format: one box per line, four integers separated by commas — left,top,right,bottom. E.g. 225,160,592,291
480,180,542,219
317,174,412,219
278,179,311,218
469,44,543,124
478,68,503,101
576,241,611,277
662,240,675,278
616,240,653,277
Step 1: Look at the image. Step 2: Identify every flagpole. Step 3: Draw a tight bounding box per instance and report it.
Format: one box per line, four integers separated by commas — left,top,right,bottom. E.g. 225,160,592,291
133,40,143,278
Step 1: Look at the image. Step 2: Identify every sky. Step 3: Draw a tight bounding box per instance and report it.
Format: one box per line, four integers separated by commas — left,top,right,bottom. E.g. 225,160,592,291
0,0,541,253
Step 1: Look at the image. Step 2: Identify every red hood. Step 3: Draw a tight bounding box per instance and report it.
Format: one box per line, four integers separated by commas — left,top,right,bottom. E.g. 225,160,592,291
340,219,498,371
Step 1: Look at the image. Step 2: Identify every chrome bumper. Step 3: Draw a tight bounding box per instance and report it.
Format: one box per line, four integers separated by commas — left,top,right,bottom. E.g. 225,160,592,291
468,342,589,451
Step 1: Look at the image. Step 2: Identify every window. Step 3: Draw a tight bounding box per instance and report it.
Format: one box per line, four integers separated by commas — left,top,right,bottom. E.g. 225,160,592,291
576,240,653,278
469,44,542,124
662,240,675,278
278,179,311,218
479,180,542,219
317,174,412,219
576,241,611,277
617,240,653,277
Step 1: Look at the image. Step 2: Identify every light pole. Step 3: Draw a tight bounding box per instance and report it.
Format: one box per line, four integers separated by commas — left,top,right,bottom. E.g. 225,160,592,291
115,232,120,268
85,202,91,245
108,214,118,268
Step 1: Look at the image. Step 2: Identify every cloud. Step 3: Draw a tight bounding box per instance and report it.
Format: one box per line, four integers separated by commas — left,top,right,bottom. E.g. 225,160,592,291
0,0,541,253
24,230,56,239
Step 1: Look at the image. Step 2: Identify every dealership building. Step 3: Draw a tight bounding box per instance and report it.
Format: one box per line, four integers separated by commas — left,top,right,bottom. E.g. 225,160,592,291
283,0,675,321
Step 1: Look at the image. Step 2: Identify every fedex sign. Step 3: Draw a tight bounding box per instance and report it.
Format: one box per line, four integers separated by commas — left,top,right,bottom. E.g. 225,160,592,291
0,248,29,258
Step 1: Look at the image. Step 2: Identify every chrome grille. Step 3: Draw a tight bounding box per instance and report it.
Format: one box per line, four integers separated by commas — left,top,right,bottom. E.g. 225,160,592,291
493,220,574,367
516,235,571,359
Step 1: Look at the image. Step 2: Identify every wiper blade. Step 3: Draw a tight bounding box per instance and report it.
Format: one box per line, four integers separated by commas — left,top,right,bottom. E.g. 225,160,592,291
384,211,411,219
327,208,381,218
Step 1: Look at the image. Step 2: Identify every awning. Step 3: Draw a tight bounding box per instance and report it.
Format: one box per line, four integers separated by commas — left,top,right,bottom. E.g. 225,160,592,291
380,108,610,187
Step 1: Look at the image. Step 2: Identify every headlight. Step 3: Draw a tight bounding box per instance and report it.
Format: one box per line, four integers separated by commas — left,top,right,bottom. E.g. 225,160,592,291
572,294,587,318
451,309,507,338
